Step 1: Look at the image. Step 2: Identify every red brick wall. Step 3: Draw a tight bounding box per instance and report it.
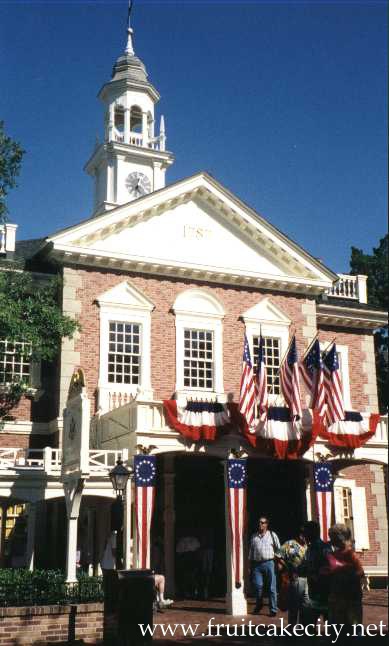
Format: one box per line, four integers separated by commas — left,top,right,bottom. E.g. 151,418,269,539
318,327,372,411
0,603,103,645
342,464,379,567
75,268,313,411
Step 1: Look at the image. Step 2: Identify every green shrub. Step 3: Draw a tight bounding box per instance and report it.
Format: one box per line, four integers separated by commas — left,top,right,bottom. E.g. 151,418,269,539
0,569,103,607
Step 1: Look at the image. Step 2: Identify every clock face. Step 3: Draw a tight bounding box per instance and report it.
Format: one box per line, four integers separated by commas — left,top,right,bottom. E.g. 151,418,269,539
125,171,151,197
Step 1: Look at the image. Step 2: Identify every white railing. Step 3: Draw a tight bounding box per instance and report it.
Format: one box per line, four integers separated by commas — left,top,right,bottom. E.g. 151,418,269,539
328,274,368,303
98,386,138,413
88,449,126,472
368,415,388,445
0,447,131,474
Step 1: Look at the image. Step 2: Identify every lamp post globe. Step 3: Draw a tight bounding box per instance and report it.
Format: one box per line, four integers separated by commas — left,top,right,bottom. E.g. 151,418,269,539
109,456,131,495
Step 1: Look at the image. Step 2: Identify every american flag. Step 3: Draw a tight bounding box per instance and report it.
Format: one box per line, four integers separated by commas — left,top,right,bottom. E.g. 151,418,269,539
280,336,302,419
134,454,156,569
314,462,334,541
300,338,326,417
323,343,345,425
227,459,247,588
254,335,268,417
239,335,256,428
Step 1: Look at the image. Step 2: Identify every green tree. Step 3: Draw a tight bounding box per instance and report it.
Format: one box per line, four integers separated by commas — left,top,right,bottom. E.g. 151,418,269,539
0,121,24,223
350,235,388,412
0,271,80,422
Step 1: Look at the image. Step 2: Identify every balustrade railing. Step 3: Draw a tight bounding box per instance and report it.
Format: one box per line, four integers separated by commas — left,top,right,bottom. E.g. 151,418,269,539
327,274,368,303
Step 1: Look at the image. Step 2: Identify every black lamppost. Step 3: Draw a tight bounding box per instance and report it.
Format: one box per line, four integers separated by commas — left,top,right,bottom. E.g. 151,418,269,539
109,456,132,569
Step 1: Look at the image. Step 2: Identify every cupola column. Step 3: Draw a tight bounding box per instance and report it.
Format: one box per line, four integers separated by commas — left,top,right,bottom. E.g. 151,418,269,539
124,107,131,145
142,111,149,146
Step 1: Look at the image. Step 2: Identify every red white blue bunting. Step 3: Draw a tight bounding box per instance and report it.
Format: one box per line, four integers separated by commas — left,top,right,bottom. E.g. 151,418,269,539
242,406,319,460
163,400,232,441
317,411,380,448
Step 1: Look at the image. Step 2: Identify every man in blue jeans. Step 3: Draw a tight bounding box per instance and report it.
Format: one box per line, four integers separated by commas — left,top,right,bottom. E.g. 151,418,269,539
249,516,281,616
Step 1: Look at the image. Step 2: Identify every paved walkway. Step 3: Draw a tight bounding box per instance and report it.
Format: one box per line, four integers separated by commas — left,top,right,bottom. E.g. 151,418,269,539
153,591,388,644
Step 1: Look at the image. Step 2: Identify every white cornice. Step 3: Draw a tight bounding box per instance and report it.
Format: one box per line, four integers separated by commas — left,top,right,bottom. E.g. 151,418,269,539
317,303,387,329
84,141,174,175
47,243,332,295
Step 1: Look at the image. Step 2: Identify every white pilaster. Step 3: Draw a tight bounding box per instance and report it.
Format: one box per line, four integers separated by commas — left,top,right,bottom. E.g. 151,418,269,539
123,476,133,569
163,456,175,597
26,502,37,571
64,478,84,583
224,462,247,616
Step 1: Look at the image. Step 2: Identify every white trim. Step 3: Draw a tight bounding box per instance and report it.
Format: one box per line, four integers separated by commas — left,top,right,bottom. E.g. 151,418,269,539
334,477,370,551
97,282,154,411
173,289,225,402
242,298,291,404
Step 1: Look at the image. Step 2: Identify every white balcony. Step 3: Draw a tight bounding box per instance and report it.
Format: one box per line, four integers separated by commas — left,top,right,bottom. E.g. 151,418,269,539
328,274,368,303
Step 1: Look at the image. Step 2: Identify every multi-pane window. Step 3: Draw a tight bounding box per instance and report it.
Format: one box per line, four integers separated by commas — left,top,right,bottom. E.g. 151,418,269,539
183,329,213,390
0,340,31,385
108,322,141,385
252,336,281,395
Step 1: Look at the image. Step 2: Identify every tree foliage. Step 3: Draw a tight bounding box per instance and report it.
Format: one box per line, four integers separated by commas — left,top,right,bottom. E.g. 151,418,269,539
0,271,79,362
0,121,24,223
0,271,80,420
350,234,388,310
350,235,388,412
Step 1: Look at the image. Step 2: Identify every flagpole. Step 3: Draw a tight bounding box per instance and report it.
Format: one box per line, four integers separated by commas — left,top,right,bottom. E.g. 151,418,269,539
321,337,337,357
301,332,320,361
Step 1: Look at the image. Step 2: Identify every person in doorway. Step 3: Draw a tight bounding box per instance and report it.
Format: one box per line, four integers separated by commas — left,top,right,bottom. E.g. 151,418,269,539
176,534,201,598
322,524,364,631
249,515,281,616
300,521,331,626
279,526,308,626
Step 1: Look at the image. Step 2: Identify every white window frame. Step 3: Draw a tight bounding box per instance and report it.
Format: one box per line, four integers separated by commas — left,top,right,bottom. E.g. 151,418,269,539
97,282,154,409
0,339,41,397
173,289,225,403
242,298,291,405
334,477,370,551
320,342,351,410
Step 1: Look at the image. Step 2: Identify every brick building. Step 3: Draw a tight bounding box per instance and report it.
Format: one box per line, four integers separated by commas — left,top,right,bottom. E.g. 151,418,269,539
0,9,387,615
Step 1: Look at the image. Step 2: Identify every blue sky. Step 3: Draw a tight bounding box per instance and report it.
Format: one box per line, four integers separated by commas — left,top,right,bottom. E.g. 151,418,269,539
0,0,387,272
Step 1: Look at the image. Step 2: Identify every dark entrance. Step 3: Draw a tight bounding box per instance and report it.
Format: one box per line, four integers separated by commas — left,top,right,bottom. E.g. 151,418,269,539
174,454,226,598
247,459,307,542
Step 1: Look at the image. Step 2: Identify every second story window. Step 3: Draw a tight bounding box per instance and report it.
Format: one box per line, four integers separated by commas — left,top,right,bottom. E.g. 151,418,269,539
183,329,214,390
108,322,141,385
0,340,31,385
252,335,281,395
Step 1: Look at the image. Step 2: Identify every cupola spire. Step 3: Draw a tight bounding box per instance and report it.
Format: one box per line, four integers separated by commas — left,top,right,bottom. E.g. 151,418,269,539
125,0,135,56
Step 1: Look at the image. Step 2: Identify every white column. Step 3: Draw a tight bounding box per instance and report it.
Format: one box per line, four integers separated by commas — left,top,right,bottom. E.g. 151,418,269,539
124,107,131,145
163,457,175,597
66,516,79,583
26,503,37,571
64,479,83,583
123,477,133,569
108,104,115,142
224,462,247,616
142,111,149,147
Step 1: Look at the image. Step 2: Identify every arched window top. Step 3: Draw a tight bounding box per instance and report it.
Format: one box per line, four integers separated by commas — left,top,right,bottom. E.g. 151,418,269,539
130,105,142,133
173,289,225,318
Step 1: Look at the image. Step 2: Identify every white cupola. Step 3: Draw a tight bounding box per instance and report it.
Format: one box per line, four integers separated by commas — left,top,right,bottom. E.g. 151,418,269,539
85,3,174,216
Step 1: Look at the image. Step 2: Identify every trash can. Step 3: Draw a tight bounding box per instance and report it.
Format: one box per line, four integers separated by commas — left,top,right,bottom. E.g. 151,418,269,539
117,569,155,646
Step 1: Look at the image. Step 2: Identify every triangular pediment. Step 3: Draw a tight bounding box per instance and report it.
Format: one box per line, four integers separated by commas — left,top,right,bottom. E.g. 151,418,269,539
242,298,291,325
97,281,154,311
46,173,337,294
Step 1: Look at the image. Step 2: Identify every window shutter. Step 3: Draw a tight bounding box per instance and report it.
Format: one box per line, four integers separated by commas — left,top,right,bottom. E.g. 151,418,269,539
334,486,345,524
352,487,370,551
